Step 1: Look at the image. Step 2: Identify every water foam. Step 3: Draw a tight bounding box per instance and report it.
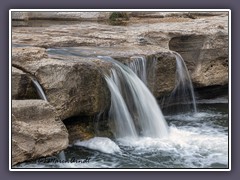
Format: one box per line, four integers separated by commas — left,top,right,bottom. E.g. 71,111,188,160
118,125,228,168
74,137,121,154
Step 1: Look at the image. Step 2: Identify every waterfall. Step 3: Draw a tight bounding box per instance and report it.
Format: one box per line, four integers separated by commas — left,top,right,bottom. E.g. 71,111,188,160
164,52,197,114
99,56,169,139
31,78,48,101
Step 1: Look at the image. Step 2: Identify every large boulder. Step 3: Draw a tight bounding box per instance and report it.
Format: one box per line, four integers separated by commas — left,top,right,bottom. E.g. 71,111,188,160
12,100,69,165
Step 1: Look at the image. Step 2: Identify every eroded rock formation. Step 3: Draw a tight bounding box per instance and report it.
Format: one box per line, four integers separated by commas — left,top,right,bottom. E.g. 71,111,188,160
12,67,38,99
12,100,69,165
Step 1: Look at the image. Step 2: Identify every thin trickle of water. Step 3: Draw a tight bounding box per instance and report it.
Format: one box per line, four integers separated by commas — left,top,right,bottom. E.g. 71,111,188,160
99,56,169,139
174,52,197,113
129,56,148,85
31,78,48,101
163,52,197,114
128,56,157,90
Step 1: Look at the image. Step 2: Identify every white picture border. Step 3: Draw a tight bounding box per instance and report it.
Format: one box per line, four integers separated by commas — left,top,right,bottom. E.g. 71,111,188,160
9,9,231,171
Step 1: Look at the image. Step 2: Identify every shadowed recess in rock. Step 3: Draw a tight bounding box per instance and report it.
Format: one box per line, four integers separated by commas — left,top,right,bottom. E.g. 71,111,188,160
31,78,48,101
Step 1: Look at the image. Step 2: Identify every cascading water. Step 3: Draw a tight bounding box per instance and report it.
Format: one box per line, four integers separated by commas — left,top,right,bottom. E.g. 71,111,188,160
105,73,138,138
99,56,169,139
163,52,197,114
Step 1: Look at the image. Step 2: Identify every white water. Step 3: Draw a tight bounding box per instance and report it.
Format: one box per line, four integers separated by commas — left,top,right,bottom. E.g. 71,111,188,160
31,78,48,101
118,124,228,168
99,56,169,139
74,137,121,154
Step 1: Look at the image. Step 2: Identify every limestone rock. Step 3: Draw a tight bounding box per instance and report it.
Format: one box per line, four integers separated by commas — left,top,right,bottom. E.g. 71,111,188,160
192,58,228,86
12,100,69,165
12,47,48,65
12,67,38,99
153,53,176,96
12,47,111,119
